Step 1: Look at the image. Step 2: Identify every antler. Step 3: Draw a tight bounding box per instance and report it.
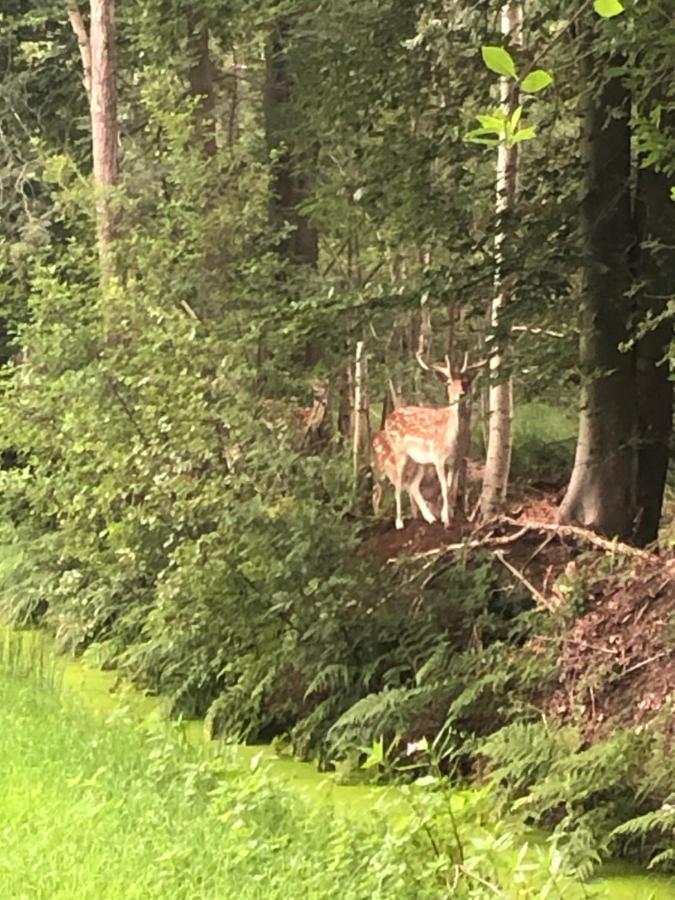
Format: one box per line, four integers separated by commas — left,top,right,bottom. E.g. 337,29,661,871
417,350,455,380
418,349,486,380
415,350,431,372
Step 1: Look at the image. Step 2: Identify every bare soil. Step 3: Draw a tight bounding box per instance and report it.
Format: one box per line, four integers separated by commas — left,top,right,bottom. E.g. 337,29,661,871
362,481,675,742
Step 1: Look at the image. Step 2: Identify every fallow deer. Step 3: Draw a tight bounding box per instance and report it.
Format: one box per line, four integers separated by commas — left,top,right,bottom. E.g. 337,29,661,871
383,353,480,530
371,429,436,524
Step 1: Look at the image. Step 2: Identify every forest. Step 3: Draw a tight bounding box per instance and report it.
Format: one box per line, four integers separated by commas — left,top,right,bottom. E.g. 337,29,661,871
0,0,674,895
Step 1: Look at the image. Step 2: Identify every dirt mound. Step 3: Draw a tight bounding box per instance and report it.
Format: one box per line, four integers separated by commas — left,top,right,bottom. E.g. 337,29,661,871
360,505,675,741
357,519,467,563
547,558,675,740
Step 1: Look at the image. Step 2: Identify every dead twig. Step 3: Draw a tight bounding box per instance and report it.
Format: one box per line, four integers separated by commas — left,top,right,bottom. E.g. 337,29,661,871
618,652,669,678
493,549,557,612
521,531,557,575
501,517,673,568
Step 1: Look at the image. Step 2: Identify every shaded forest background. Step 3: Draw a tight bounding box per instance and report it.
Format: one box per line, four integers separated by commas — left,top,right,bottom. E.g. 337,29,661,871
0,0,674,877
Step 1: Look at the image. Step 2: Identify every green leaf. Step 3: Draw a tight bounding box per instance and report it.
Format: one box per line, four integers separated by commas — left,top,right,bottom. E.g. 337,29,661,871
510,106,523,131
361,737,384,769
481,46,517,78
464,128,500,145
593,0,624,17
475,113,506,133
521,70,554,93
416,775,439,787
511,126,537,143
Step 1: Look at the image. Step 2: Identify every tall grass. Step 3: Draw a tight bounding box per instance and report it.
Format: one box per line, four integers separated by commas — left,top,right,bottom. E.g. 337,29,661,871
0,668,400,900
1,634,674,898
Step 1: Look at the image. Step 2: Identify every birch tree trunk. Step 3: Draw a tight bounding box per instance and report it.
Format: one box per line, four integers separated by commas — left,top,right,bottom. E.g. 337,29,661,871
89,0,119,282
480,1,521,520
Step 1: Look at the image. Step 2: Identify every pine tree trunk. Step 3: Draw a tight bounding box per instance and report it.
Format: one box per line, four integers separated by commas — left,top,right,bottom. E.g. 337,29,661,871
480,1,521,520
558,52,636,539
89,0,119,281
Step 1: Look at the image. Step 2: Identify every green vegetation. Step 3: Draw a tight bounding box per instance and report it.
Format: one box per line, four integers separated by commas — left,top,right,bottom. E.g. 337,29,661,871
1,642,674,900
0,0,673,893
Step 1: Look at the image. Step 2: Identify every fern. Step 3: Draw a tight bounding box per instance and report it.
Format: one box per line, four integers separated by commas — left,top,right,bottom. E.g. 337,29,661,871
611,797,675,872
303,664,350,699
326,684,440,754
481,720,675,875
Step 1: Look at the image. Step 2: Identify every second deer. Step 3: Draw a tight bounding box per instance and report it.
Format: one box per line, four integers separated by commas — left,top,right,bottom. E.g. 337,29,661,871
371,429,437,524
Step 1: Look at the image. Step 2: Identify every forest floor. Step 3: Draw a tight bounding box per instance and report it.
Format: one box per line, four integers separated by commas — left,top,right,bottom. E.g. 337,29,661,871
361,480,675,745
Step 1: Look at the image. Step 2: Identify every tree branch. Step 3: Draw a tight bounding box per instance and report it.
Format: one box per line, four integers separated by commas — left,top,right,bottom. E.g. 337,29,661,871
68,5,92,104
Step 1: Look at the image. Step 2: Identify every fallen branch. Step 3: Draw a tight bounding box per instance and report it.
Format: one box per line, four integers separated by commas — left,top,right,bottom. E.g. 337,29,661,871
391,524,531,564
493,549,557,612
500,517,673,567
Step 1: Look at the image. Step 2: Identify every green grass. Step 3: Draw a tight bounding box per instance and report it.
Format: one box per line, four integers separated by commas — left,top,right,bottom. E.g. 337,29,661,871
0,669,403,900
473,401,576,485
0,659,579,900
511,401,577,483
1,634,674,899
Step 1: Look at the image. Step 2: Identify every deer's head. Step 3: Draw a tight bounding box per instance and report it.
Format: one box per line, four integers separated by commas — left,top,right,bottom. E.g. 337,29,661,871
416,352,483,404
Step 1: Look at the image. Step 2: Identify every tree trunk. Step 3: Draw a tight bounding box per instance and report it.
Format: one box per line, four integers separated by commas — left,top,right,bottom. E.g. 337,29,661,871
264,18,318,268
558,51,636,539
352,341,373,513
68,6,92,103
185,7,216,158
480,1,521,519
632,162,674,545
264,14,319,374
88,0,119,281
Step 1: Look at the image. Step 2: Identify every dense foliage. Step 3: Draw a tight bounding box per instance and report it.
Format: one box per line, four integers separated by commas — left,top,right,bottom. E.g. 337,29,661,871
0,0,673,883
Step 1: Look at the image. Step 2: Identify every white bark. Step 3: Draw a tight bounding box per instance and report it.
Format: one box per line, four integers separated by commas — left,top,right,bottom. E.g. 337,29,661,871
480,1,522,520
353,341,365,480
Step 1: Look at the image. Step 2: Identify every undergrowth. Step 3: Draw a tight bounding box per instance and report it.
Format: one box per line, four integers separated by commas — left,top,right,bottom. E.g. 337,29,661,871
480,720,675,876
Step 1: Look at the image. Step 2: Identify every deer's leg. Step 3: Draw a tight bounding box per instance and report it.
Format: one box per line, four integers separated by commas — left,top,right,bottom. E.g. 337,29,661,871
447,463,459,517
434,459,450,527
393,457,407,530
408,466,436,524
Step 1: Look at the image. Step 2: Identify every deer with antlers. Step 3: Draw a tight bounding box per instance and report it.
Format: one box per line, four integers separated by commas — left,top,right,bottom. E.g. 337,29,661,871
379,353,480,530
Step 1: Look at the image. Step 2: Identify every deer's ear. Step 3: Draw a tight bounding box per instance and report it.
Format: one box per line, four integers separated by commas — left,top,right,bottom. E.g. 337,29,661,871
432,367,449,383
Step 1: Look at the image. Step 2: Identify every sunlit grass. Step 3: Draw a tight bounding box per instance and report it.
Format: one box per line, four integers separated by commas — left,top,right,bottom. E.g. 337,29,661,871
510,401,576,483
0,668,403,900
